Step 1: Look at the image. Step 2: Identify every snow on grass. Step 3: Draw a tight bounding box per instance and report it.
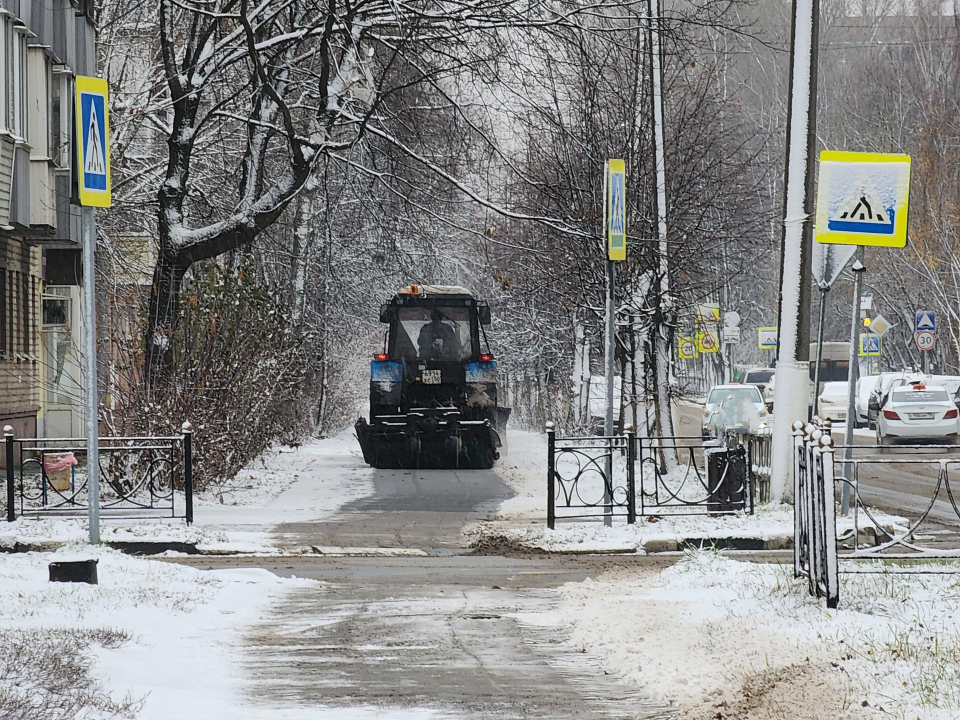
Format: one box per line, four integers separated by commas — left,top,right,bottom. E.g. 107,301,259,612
0,545,316,719
531,550,960,719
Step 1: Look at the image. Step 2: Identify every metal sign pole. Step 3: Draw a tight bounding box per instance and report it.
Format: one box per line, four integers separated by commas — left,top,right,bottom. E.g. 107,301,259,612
811,285,828,421
81,206,100,544
841,251,865,515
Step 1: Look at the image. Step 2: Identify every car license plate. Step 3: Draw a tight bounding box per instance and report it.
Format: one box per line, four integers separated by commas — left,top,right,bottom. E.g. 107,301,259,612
836,413,845,419
421,369,442,384
909,413,935,420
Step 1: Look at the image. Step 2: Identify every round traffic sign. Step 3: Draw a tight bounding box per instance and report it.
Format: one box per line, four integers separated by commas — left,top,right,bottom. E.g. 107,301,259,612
680,339,695,357
723,311,741,327
915,330,936,352
700,332,717,351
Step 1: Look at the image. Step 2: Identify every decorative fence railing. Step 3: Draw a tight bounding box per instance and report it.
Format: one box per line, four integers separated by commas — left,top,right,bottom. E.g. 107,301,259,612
792,420,839,608
546,423,758,528
794,417,960,608
3,422,194,523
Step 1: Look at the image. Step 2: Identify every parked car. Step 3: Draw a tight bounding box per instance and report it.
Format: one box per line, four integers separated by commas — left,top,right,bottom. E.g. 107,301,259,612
876,384,960,447
817,381,849,423
701,384,769,437
742,367,775,396
855,374,880,428
867,371,925,426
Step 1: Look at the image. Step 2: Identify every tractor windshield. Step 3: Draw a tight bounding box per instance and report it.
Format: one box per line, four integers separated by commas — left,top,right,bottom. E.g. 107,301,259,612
394,306,474,361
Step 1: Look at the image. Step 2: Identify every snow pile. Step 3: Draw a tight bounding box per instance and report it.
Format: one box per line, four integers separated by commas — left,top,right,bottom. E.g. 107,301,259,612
0,546,314,719
538,551,960,719
471,503,906,554
0,517,229,548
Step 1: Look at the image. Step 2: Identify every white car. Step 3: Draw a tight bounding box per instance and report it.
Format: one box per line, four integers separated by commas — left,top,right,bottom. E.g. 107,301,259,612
817,381,848,423
701,384,769,437
876,384,960,446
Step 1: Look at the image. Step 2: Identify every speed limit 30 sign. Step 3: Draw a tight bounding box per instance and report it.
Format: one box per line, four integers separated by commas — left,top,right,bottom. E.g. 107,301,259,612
915,330,936,352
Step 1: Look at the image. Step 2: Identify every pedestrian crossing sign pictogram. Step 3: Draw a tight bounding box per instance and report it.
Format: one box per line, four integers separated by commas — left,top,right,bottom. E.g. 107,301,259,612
75,76,111,207
814,151,910,248
859,333,881,357
606,159,626,261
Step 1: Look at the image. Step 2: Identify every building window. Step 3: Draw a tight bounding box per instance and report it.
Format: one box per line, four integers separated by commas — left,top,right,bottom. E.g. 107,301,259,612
0,19,29,140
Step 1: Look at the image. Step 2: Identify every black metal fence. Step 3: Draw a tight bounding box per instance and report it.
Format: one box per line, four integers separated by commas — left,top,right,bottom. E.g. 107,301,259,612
547,425,635,529
792,420,839,608
4,422,194,524
546,424,756,528
794,416,960,608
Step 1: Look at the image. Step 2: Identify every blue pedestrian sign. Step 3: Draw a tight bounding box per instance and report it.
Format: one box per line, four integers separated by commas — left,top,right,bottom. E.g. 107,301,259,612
859,333,881,357
915,311,936,333
75,76,111,208
606,159,626,261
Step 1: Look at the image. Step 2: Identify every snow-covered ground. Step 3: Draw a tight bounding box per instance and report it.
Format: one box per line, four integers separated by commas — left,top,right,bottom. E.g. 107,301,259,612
0,545,309,718
525,550,960,720
2,431,374,554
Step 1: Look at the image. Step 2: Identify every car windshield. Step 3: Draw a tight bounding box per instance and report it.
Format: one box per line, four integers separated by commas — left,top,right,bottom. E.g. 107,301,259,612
891,388,949,403
744,370,774,384
823,382,847,395
707,387,762,405
393,306,474,361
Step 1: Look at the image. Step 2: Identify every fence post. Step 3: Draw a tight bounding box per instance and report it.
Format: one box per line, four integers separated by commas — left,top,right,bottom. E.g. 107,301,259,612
4,426,14,522
626,424,636,524
792,420,805,576
546,422,556,530
182,421,194,526
819,434,840,608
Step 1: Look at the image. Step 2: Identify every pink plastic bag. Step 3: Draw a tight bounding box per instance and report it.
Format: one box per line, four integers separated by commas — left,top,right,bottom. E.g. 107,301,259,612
44,452,78,472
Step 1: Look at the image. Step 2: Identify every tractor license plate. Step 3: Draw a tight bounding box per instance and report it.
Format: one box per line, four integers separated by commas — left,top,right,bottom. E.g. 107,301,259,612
909,413,935,420
421,370,442,384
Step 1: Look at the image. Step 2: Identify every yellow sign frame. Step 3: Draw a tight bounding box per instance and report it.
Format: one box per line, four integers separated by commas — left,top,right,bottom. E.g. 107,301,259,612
814,150,910,248
75,75,112,208
758,327,778,350
697,328,719,354
606,159,626,261
859,333,881,357
678,336,697,360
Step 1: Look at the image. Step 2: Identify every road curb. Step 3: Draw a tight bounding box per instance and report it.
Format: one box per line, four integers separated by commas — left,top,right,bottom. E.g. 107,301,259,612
645,536,793,553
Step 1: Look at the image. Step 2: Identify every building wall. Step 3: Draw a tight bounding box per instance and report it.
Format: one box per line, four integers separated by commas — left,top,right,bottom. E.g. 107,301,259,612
0,237,42,441
0,0,96,443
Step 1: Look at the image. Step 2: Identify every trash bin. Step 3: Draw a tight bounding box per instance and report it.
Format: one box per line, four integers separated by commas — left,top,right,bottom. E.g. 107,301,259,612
706,446,748,514
43,452,77,492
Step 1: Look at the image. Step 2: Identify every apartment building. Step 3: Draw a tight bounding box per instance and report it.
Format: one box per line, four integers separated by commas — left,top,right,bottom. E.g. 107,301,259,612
0,0,97,440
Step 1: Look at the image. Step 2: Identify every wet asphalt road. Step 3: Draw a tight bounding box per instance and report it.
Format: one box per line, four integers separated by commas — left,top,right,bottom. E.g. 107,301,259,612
192,462,677,719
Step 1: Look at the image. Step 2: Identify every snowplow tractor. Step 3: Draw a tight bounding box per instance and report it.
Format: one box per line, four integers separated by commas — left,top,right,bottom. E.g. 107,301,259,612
355,285,510,469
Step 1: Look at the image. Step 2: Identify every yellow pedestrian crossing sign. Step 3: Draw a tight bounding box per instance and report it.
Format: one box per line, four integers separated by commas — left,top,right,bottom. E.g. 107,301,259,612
814,151,910,248
606,159,626,261
75,76,111,208
859,333,881,357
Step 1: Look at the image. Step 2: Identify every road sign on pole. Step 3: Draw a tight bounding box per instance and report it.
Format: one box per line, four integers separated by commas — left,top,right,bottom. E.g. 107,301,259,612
915,311,936,333
722,326,740,344
859,333,881,357
697,328,719,354
75,76,111,546
678,336,697,360
696,302,720,324
606,160,626,261
758,327,778,350
869,314,892,336
811,241,856,288
915,331,935,352
814,151,911,248
75,76,111,208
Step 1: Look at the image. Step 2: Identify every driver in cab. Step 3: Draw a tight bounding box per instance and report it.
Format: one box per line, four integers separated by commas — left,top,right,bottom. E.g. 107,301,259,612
418,309,461,360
